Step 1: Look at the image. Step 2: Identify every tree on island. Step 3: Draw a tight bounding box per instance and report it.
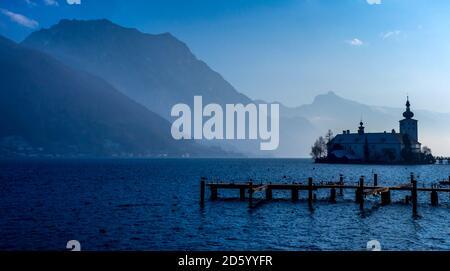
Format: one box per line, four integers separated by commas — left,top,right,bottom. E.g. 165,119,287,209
421,146,436,164
422,146,431,156
310,136,327,160
325,129,334,144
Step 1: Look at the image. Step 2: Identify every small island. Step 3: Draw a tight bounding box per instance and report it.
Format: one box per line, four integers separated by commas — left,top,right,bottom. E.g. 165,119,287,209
311,98,435,165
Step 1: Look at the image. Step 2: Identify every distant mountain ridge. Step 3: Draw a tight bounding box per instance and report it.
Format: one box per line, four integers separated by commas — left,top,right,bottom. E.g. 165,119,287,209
16,19,450,157
22,19,252,118
0,35,226,157
22,19,319,157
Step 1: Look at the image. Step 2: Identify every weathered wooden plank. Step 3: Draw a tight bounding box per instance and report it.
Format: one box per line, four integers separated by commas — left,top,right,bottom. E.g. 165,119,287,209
253,185,269,192
365,187,389,196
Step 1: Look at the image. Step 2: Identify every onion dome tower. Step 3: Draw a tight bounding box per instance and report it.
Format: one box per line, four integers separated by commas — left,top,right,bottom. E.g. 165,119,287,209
399,97,418,142
358,120,365,135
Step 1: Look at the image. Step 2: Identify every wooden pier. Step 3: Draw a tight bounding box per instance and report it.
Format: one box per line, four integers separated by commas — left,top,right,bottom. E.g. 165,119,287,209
200,174,450,216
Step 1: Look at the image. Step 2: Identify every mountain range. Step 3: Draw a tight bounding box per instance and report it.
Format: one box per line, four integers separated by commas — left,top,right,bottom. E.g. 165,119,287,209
22,19,251,119
1,19,448,157
21,19,318,157
0,34,226,157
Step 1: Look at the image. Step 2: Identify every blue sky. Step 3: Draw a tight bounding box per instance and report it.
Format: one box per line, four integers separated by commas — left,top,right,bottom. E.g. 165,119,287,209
1,0,450,112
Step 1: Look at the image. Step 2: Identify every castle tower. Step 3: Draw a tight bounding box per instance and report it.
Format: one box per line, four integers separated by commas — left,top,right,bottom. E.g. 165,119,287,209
399,97,418,142
358,120,365,135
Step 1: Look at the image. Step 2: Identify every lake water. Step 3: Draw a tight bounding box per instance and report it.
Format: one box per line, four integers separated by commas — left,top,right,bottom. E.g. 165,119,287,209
1,158,450,251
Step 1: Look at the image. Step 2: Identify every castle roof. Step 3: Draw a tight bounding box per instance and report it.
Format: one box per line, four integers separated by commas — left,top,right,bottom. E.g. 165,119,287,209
331,132,419,145
330,97,420,147
403,97,414,119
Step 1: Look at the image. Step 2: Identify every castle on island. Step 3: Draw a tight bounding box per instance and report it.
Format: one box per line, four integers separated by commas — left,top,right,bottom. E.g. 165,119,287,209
324,98,430,164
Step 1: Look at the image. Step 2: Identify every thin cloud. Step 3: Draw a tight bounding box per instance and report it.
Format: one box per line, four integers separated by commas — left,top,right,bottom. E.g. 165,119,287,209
66,0,81,4
0,9,39,29
347,38,364,46
24,0,37,6
367,0,382,4
44,0,59,6
381,30,401,40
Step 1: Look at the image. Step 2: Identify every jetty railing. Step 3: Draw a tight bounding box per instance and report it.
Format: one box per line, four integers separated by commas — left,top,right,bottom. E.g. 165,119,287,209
200,174,450,217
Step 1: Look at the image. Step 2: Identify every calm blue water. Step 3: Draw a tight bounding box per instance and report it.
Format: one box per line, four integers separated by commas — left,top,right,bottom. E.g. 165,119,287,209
1,158,450,251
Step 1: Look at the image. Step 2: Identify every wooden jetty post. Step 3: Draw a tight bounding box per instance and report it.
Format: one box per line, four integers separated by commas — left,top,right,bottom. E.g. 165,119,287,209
291,187,299,202
308,177,313,208
339,174,344,195
381,190,391,205
373,173,378,187
200,177,206,207
411,174,418,216
359,176,365,210
211,185,218,201
240,187,246,200
266,187,273,200
329,188,337,203
248,179,254,208
355,177,363,204
431,189,438,206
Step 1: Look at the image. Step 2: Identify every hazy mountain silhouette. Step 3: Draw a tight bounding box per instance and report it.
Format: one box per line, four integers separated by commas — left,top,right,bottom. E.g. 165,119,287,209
22,19,449,157
22,19,319,157
0,35,226,157
285,91,396,132
22,19,252,119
